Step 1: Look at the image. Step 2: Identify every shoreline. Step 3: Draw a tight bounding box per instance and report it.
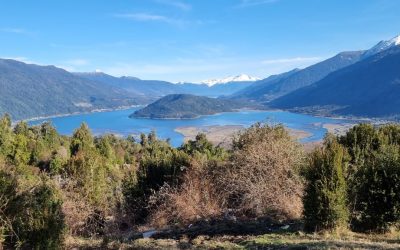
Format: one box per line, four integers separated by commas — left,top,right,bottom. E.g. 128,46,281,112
282,109,395,124
16,105,144,125
18,104,392,125
131,108,257,120
131,106,392,124
175,125,313,148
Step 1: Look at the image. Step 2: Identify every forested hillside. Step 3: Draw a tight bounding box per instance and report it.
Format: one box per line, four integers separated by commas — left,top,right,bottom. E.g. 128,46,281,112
132,94,244,119
0,59,141,120
76,72,183,98
230,51,364,102
271,47,400,118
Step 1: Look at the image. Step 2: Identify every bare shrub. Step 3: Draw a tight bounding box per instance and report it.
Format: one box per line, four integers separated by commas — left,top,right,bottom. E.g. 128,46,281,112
61,185,95,236
148,161,225,228
148,124,305,227
221,124,305,220
61,178,123,237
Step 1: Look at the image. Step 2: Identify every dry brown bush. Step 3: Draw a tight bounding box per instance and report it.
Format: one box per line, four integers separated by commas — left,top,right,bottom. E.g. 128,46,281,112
148,160,225,228
61,181,95,236
148,124,305,227
60,178,128,237
221,124,305,220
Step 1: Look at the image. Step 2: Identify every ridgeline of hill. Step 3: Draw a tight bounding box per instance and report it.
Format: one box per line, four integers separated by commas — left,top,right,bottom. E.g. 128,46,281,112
0,59,142,120
230,51,364,102
270,47,400,118
77,72,254,98
131,94,243,119
0,59,254,121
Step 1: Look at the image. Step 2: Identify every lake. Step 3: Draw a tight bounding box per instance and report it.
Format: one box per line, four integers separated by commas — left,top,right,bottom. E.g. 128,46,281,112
29,108,352,147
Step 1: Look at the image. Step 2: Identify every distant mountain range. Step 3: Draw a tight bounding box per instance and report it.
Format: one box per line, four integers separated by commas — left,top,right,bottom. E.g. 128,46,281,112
230,35,400,119
75,72,182,98
1,35,400,120
201,74,260,86
361,35,400,59
0,59,140,120
131,94,243,119
230,51,364,102
0,61,255,120
76,72,254,98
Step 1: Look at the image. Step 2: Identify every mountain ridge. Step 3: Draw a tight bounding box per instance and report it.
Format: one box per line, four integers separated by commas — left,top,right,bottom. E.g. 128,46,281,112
76,72,254,98
0,59,143,120
270,46,400,118
230,51,364,102
201,74,260,86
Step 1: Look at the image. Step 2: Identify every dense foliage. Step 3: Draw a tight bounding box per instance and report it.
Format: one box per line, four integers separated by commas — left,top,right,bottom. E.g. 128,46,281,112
303,123,400,232
3,113,400,248
303,135,349,232
342,124,400,232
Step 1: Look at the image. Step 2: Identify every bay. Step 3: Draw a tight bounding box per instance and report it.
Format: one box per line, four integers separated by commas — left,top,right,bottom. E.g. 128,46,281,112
29,108,351,147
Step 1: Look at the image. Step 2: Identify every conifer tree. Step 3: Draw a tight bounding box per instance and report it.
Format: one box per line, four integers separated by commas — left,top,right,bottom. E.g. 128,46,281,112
303,134,349,232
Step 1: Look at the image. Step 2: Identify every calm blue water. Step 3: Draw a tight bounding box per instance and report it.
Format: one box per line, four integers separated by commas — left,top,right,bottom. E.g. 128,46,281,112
29,108,350,147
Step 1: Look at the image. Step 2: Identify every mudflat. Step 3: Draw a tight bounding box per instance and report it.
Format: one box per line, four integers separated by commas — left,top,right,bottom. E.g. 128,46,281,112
175,125,313,148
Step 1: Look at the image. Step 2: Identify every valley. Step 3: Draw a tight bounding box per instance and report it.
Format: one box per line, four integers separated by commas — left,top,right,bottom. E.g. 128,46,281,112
2,1,400,248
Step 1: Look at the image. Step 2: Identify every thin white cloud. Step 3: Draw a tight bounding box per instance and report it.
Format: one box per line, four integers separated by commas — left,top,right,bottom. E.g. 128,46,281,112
155,0,191,11
104,61,229,77
236,0,281,8
113,12,206,28
261,56,322,64
101,54,326,82
0,28,32,35
114,13,184,26
114,13,167,22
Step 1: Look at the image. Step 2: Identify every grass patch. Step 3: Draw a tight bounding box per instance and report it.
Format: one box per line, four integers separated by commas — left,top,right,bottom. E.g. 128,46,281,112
243,232,400,249
65,231,400,249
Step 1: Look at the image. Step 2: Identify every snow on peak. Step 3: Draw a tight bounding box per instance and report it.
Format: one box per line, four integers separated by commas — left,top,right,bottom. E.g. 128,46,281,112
202,74,260,86
392,35,400,45
363,35,400,58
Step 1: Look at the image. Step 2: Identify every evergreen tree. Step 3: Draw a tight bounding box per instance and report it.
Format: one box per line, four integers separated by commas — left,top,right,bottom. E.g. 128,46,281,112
0,114,14,158
12,134,30,167
70,123,94,155
303,134,349,232
180,133,227,161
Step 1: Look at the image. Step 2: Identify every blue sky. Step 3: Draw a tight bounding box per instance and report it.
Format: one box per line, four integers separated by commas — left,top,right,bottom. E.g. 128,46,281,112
0,0,399,82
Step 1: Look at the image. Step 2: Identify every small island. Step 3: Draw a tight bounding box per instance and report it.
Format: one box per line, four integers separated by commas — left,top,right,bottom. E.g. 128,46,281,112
130,94,243,119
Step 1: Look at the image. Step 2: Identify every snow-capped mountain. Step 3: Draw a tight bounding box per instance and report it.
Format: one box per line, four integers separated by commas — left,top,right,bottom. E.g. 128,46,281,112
202,74,260,86
363,35,400,58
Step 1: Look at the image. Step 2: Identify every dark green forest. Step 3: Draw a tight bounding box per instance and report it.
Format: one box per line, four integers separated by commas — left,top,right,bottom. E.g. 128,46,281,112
132,94,244,119
1,113,400,249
